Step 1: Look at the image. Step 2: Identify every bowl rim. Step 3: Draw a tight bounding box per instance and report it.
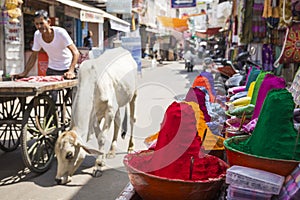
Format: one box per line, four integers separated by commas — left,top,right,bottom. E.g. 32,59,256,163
123,151,227,184
225,116,250,125
225,110,252,118
224,135,300,163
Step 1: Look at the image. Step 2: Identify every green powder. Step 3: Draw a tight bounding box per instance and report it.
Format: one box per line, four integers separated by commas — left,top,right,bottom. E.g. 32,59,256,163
250,71,272,105
231,89,300,160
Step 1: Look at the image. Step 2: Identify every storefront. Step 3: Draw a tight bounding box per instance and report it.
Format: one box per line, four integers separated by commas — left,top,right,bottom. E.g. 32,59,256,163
57,0,130,50
0,0,130,77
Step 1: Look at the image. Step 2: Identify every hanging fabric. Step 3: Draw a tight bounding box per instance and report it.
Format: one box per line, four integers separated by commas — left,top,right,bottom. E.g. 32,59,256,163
289,67,300,106
292,0,300,17
252,1,266,40
262,43,274,71
279,0,292,28
263,0,280,18
274,0,300,67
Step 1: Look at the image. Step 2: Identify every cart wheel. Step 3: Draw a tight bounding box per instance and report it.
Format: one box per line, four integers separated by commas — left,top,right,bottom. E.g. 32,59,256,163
21,95,59,173
0,97,23,152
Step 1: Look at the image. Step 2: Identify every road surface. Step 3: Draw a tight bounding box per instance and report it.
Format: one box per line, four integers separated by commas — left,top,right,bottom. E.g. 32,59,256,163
0,60,200,200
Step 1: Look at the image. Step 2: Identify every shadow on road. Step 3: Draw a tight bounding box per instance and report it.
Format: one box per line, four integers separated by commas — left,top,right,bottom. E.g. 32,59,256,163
0,147,129,199
0,148,97,187
0,148,39,186
71,165,129,200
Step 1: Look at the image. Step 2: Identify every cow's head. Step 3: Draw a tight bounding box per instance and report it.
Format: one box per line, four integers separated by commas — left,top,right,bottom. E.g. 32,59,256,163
55,130,88,184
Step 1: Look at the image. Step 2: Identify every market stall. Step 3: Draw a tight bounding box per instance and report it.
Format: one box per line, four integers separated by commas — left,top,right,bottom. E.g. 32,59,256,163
118,1,300,196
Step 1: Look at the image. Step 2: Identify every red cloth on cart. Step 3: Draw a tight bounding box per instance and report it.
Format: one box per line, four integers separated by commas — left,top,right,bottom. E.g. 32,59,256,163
15,75,64,82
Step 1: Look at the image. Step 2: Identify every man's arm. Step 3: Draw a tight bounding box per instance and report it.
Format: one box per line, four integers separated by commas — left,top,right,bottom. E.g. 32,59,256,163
13,51,39,79
64,43,80,79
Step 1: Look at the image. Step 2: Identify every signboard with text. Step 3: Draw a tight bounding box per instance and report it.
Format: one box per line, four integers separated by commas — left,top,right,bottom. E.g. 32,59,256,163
171,0,196,8
80,10,104,23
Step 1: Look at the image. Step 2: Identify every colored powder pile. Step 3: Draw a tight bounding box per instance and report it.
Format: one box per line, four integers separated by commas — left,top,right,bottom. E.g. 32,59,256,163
250,71,272,105
128,102,228,181
251,74,286,120
200,71,216,96
185,87,211,122
230,89,300,160
192,76,215,102
186,101,225,151
245,67,260,91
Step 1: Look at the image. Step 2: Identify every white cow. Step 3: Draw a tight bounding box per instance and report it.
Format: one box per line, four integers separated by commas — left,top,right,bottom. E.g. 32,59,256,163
55,47,137,184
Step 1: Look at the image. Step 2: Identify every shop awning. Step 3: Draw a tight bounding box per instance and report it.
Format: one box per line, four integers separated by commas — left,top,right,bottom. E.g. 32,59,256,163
195,27,222,39
56,0,130,28
157,16,188,32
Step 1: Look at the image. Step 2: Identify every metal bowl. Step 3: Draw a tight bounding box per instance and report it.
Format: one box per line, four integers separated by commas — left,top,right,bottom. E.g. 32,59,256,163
225,117,250,129
123,150,227,200
224,135,300,176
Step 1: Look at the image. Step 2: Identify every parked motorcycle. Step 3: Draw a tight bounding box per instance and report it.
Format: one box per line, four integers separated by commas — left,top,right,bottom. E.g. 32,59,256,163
202,56,239,83
202,48,261,92
225,51,261,89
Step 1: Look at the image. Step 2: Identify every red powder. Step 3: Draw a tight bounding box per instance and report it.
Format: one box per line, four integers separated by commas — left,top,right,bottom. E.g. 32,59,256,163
128,151,227,181
128,102,227,181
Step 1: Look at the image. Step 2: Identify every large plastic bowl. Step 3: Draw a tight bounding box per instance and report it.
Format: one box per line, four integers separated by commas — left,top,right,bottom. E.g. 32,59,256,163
224,135,300,176
123,151,228,200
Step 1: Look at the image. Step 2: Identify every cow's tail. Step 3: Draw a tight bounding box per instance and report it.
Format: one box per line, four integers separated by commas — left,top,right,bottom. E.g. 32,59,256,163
121,106,128,139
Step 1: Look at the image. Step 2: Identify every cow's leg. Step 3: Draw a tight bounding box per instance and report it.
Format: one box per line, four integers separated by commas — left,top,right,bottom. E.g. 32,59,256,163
91,116,105,177
128,92,137,153
93,107,114,177
121,106,128,139
107,108,121,158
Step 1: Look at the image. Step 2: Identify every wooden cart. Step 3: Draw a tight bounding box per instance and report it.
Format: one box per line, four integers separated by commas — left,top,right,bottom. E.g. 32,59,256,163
0,79,77,173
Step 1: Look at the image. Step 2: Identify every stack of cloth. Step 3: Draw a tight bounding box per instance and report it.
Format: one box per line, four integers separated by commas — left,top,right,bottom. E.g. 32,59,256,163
276,164,300,200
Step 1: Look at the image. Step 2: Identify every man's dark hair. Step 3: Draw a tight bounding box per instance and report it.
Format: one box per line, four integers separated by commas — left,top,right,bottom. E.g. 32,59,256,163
34,10,49,20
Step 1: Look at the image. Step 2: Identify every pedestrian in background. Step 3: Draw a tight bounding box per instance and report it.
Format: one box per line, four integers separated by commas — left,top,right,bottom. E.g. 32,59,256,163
84,30,94,50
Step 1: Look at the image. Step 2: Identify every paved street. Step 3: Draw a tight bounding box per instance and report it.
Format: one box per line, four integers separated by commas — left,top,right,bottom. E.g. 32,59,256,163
0,60,200,200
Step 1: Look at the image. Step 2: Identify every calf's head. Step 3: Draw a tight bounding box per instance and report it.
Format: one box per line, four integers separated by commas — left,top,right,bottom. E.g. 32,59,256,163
55,130,87,185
